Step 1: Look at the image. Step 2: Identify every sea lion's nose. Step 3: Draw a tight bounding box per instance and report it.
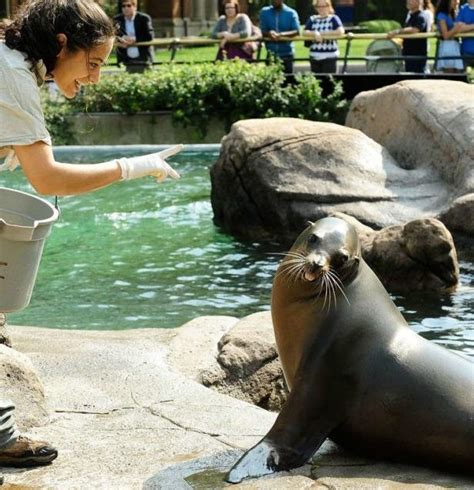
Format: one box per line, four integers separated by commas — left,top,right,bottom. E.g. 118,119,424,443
308,253,327,270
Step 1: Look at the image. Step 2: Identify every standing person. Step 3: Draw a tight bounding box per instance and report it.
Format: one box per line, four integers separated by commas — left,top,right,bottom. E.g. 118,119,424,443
0,0,182,477
423,0,436,30
211,0,254,60
303,0,345,74
114,0,154,73
435,0,464,71
388,0,429,73
259,0,300,75
456,0,474,67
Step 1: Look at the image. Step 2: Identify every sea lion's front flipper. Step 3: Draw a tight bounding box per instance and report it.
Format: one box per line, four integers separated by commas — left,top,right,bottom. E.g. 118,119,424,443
226,373,347,483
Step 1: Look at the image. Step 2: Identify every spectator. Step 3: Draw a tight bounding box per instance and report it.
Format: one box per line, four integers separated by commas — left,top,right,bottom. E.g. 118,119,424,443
303,0,345,73
388,0,429,73
212,0,254,60
435,0,464,72
423,0,436,30
260,0,300,74
456,0,474,67
114,0,154,73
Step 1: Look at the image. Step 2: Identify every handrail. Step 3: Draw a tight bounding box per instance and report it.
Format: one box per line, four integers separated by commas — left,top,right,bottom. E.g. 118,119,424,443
130,31,474,47
115,32,474,72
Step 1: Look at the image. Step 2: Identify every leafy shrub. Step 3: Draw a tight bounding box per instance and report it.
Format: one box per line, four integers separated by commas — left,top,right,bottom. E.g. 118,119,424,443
358,20,401,33
41,89,74,145
42,61,348,140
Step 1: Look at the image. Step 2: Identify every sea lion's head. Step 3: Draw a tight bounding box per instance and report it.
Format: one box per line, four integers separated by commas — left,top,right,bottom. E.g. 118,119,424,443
276,218,361,301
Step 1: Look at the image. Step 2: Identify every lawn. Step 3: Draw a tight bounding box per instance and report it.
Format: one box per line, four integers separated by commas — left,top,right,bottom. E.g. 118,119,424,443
108,38,438,66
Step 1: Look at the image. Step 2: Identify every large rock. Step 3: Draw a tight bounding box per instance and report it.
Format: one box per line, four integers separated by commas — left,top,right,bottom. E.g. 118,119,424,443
0,344,49,430
331,213,459,292
201,312,288,411
346,80,474,234
211,118,451,243
211,81,474,241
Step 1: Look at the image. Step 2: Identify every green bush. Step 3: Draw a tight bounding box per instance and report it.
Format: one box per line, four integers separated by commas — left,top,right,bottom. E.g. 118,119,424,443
358,20,401,33
42,61,348,141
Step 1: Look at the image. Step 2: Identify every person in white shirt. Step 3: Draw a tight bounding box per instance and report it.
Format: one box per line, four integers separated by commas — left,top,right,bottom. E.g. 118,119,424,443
114,0,154,73
0,0,181,475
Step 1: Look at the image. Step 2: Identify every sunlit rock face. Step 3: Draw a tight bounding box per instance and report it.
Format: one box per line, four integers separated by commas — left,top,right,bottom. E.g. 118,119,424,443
211,80,473,242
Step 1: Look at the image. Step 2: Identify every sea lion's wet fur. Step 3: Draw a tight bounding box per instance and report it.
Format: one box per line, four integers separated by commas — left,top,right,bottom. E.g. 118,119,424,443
227,217,474,483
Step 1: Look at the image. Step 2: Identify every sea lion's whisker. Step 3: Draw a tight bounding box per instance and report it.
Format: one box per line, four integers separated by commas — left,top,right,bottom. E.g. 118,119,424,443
327,269,351,305
326,273,337,311
325,272,337,313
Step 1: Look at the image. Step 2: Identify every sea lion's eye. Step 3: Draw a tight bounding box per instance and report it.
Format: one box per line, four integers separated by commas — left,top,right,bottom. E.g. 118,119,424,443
336,252,349,265
308,234,319,244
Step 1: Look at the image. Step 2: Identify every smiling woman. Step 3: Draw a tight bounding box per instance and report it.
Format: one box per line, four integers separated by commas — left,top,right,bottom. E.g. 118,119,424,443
0,0,184,473
0,0,182,196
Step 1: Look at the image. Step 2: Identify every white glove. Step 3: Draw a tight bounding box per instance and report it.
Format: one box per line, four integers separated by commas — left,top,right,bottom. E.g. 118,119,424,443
117,145,183,182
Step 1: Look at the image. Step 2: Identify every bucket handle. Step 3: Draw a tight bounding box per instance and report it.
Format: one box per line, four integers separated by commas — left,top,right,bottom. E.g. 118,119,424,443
0,218,36,241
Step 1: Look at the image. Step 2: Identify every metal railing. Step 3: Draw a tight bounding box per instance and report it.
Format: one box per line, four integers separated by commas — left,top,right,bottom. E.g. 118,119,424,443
120,31,474,73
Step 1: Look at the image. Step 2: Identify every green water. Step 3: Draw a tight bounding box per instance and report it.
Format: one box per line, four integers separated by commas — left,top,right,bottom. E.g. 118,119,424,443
2,146,473,358
4,147,276,330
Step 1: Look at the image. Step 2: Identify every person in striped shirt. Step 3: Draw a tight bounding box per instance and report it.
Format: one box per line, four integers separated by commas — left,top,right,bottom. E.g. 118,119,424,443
303,0,345,73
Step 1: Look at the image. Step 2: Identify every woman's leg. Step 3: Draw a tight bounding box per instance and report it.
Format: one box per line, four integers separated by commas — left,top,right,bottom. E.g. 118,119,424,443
310,58,323,73
0,401,58,466
321,57,337,73
0,399,19,448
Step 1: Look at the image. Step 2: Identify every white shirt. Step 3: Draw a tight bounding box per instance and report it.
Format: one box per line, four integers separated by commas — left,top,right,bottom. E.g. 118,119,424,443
125,16,140,59
0,42,51,172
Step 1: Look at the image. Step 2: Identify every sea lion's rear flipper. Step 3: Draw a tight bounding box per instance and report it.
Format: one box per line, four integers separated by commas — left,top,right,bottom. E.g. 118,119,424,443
226,368,348,483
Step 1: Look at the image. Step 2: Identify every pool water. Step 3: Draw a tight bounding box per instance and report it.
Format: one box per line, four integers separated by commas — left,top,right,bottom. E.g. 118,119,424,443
2,146,473,358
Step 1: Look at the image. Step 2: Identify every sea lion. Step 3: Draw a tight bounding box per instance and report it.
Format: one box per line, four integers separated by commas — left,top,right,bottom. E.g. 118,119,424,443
226,217,474,483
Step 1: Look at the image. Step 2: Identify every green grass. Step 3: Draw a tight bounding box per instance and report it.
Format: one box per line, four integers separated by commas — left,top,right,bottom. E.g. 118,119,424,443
108,39,438,66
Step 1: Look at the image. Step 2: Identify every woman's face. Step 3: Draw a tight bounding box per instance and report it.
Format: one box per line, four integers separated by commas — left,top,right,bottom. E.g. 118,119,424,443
451,0,459,9
224,3,237,18
52,36,114,99
314,1,331,15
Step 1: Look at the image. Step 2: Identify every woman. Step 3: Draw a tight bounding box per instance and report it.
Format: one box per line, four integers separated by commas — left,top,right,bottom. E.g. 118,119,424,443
211,0,254,60
435,0,463,72
303,0,345,74
0,0,180,471
0,0,180,196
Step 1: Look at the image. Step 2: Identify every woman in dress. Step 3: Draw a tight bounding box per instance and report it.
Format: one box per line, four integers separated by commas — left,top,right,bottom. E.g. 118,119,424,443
303,0,345,74
435,0,464,72
211,0,254,60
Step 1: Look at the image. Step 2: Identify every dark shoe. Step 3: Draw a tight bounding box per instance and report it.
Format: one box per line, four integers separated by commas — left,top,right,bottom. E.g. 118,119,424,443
0,436,58,467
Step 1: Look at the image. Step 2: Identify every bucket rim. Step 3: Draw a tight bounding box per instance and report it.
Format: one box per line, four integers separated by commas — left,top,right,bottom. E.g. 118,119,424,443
0,186,59,226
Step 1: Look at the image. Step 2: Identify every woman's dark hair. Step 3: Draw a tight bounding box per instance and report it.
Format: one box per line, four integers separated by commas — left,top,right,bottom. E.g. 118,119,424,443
435,0,455,18
1,0,115,73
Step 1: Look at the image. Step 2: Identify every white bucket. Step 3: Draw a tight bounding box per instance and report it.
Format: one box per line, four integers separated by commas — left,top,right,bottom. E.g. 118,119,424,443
0,187,59,312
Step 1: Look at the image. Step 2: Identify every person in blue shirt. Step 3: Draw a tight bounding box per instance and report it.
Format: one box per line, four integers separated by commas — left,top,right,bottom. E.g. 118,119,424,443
456,0,474,67
435,0,463,72
259,0,300,74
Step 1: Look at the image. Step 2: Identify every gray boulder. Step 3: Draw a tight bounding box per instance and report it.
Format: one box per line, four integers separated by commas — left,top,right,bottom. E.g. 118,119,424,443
211,81,473,241
211,118,451,243
346,80,474,234
201,312,288,411
0,344,49,430
331,213,459,292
